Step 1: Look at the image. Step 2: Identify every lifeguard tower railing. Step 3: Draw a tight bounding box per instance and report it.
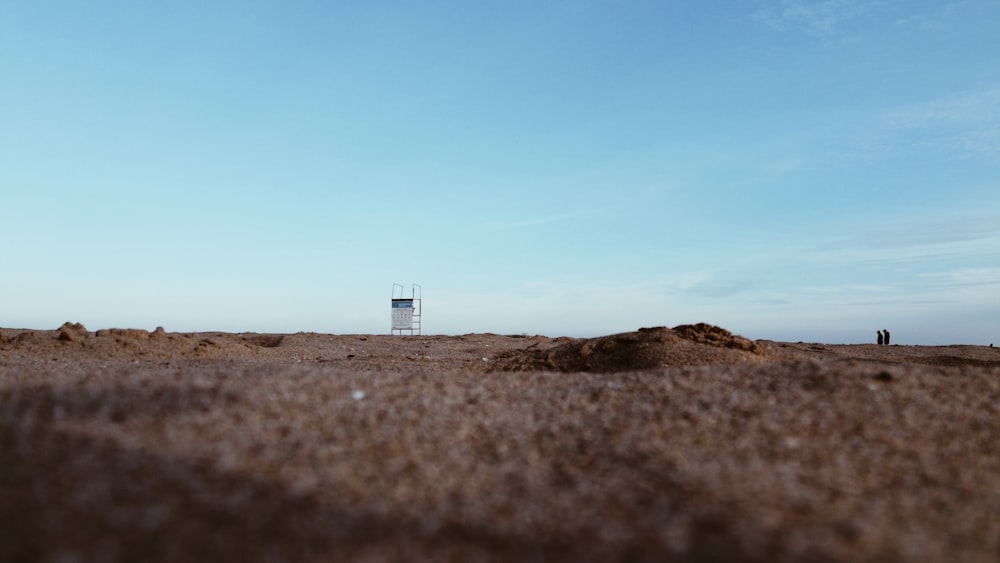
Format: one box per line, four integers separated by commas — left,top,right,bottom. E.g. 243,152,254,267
391,283,422,336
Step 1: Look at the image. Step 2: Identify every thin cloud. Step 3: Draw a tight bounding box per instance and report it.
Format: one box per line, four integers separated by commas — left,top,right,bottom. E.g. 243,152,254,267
917,267,1000,290
884,86,1000,128
483,212,580,231
816,210,1000,253
482,207,608,231
753,0,888,37
882,86,1000,161
891,2,969,32
685,279,758,299
843,297,949,307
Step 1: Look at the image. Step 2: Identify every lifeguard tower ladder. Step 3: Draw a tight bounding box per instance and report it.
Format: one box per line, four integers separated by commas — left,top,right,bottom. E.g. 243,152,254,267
391,283,422,336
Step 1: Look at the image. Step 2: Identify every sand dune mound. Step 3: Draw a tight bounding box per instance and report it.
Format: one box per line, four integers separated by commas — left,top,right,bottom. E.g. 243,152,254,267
490,324,766,372
672,322,762,353
56,321,88,342
1,323,290,360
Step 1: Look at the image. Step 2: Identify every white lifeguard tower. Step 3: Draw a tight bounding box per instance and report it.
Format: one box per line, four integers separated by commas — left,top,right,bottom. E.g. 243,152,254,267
391,283,422,336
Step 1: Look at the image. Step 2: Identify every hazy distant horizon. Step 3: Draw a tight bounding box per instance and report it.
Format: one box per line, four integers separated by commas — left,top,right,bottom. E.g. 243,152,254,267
4,313,994,347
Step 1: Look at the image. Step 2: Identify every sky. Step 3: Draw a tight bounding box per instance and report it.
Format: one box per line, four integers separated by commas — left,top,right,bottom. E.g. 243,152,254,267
2,1,999,344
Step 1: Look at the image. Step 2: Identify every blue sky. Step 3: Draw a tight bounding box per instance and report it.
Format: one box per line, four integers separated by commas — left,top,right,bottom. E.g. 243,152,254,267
2,1,999,344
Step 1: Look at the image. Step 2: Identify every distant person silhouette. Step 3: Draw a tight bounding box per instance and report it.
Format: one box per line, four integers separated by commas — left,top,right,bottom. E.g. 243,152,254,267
877,330,884,345
884,330,890,345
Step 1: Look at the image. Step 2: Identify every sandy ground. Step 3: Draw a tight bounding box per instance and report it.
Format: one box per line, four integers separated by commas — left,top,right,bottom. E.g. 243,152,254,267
2,323,999,562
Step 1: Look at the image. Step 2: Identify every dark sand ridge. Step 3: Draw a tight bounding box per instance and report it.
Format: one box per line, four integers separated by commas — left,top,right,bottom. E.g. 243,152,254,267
2,323,999,561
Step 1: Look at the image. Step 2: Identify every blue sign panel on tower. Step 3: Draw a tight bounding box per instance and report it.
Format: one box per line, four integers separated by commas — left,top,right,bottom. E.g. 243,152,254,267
391,299,414,329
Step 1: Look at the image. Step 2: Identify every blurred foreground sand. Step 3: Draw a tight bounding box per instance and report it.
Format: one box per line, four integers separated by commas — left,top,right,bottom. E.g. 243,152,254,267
2,324,999,561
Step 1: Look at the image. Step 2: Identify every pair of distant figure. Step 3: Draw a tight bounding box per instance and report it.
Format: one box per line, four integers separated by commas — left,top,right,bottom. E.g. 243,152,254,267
877,330,891,345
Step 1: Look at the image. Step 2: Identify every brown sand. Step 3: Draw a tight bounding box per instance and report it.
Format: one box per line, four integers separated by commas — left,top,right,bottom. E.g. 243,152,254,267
2,323,998,562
